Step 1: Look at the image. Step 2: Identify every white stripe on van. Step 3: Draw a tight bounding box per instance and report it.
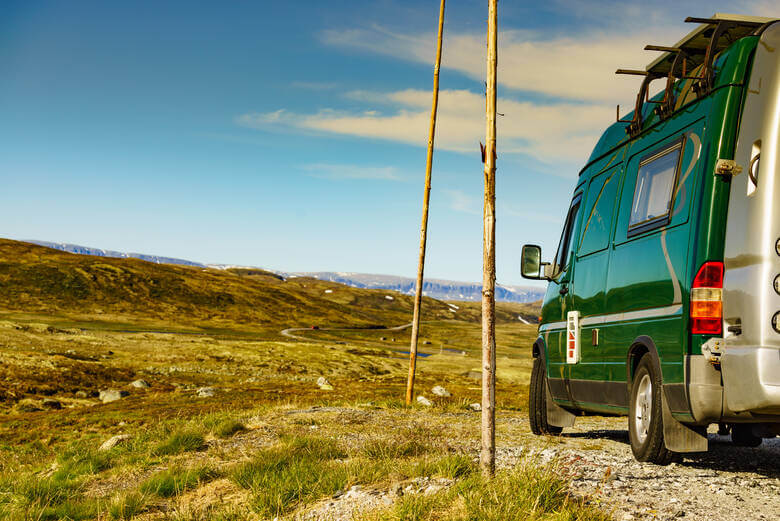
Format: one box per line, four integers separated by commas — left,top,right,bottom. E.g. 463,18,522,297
538,304,683,332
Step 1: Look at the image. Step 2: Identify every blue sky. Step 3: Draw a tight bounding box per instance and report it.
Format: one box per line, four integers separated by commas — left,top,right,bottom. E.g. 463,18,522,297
1,1,776,286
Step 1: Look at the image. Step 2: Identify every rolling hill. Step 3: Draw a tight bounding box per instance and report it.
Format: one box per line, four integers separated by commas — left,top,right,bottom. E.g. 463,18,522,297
28,240,545,303
0,239,538,331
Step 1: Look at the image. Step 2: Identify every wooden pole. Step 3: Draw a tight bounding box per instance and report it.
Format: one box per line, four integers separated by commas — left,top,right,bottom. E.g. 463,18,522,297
481,0,498,477
406,0,446,406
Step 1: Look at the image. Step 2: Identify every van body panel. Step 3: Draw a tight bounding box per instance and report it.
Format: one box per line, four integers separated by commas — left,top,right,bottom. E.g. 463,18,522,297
535,23,780,425
721,21,780,414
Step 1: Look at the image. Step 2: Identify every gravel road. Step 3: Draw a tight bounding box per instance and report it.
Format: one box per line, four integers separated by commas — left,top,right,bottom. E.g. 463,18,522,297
288,407,780,520
499,415,780,521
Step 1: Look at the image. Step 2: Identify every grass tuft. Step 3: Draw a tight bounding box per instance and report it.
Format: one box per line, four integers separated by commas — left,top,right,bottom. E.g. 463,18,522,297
230,435,349,517
140,465,217,498
213,419,246,438
108,491,147,520
154,430,206,456
372,458,611,521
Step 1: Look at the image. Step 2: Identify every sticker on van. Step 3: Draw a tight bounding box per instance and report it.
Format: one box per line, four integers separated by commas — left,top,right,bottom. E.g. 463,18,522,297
566,310,580,364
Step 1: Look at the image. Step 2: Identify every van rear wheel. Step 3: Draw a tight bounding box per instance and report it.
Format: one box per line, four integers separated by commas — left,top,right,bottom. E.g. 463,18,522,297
629,355,675,464
529,355,562,435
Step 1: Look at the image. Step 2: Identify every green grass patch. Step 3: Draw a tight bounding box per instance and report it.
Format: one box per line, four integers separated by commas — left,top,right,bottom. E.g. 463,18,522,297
108,491,147,520
140,465,218,498
372,458,611,521
230,435,349,517
213,419,246,438
360,438,431,459
154,429,206,456
230,434,476,518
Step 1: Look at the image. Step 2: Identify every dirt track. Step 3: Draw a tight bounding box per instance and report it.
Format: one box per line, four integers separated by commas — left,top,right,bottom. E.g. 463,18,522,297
504,415,780,521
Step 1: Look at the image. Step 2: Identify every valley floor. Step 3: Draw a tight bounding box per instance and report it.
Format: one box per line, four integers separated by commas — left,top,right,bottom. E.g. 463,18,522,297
1,315,778,520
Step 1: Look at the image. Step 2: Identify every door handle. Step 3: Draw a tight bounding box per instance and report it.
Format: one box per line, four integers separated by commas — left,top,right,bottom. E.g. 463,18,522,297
559,284,569,296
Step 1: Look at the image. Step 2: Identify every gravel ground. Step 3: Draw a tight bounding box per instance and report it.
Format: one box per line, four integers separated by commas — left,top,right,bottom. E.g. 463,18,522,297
496,415,780,521
283,409,780,520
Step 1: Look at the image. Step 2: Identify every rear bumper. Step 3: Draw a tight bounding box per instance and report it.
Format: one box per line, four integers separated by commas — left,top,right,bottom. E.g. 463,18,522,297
721,346,780,415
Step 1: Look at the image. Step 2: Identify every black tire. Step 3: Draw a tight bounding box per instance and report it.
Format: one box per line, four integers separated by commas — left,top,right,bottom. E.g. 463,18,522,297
529,355,563,435
628,355,676,464
731,425,762,447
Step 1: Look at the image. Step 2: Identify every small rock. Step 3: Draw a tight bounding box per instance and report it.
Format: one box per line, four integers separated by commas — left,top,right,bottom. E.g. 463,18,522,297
380,337,387,341
431,385,450,397
196,387,215,398
130,379,150,389
74,391,88,399
417,396,432,407
99,434,131,451
469,402,481,411
17,401,42,413
422,340,432,345
424,483,446,495
99,389,128,403
41,399,62,410
317,377,334,391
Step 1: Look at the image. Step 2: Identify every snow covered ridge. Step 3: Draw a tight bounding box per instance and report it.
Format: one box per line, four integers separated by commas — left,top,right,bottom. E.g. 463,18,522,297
24,240,545,303
27,240,206,267
274,272,545,304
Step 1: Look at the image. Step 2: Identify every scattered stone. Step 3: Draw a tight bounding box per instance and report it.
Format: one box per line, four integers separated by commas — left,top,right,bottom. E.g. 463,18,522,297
74,391,88,399
431,385,450,397
41,398,62,410
317,377,334,391
99,434,131,451
99,389,128,403
416,396,432,407
130,379,150,389
196,387,216,398
16,401,42,413
469,402,481,411
345,485,362,498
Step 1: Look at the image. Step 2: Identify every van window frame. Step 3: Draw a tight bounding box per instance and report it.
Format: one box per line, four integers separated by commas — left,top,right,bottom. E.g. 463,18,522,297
626,135,685,238
553,193,583,277
577,165,622,258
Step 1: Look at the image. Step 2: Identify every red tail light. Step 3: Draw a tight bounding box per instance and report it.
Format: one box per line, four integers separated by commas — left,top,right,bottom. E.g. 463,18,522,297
690,261,723,335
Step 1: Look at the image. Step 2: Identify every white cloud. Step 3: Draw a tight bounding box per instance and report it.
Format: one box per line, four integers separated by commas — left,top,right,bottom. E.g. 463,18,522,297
237,88,610,173
301,163,403,181
444,189,480,215
321,24,663,105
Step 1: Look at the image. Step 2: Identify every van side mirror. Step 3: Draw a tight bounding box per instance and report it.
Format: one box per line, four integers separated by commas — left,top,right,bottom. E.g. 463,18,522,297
521,244,550,280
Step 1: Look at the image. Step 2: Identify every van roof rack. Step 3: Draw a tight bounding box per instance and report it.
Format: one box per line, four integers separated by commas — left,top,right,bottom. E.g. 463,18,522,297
616,14,775,137
646,14,773,77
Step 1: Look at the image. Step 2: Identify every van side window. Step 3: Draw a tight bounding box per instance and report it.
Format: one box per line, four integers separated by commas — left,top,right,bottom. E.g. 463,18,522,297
628,140,683,235
579,167,620,256
554,195,582,274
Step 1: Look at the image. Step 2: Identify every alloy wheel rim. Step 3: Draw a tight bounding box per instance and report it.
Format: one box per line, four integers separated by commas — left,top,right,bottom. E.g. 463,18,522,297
634,374,652,444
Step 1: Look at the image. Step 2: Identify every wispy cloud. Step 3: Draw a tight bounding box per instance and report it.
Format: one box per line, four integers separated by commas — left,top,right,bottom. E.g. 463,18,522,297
237,88,609,173
321,24,657,105
445,189,480,215
301,163,403,181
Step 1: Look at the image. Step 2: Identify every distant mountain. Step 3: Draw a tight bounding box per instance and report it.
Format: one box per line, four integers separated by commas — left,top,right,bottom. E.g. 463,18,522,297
23,240,545,303
27,240,206,267
275,272,545,304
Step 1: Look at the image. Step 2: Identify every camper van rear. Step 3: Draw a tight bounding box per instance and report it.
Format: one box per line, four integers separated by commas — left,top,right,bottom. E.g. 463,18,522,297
522,15,780,464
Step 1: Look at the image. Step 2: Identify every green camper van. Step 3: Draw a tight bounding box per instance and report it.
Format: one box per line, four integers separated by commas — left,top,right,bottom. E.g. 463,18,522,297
520,14,780,464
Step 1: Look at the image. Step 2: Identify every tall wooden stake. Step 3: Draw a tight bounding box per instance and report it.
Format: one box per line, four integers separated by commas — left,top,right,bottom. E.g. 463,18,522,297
481,0,498,477
406,0,446,406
